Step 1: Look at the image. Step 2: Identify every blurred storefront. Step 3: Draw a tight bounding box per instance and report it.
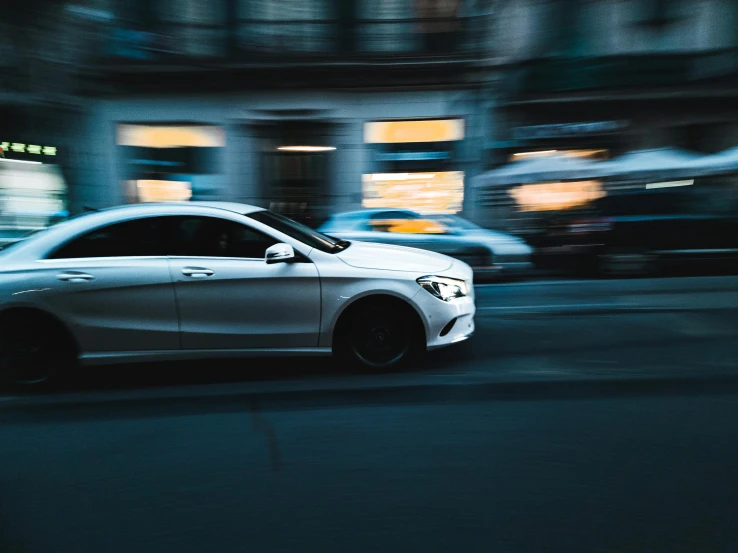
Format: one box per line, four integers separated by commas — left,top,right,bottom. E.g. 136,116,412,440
0,123,68,245
363,118,466,214
478,113,629,235
117,124,226,204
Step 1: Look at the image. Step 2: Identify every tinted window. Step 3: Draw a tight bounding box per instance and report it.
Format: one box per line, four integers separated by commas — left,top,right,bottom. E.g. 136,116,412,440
49,217,169,259
171,216,278,259
246,210,348,254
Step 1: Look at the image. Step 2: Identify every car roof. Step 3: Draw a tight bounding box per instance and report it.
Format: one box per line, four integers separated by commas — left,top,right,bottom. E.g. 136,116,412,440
0,202,266,263
95,201,264,216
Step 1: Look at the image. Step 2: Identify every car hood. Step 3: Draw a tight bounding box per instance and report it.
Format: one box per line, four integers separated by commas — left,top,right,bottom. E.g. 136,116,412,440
336,241,454,272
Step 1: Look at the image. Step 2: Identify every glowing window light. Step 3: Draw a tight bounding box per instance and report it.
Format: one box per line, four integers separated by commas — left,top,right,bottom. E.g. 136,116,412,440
509,181,605,212
42,147,57,156
362,171,464,214
117,125,226,148
11,143,26,153
364,119,465,144
276,146,336,152
136,180,192,203
27,145,42,155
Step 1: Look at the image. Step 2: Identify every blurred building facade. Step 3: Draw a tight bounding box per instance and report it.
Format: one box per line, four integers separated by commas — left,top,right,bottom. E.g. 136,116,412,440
473,0,738,228
60,0,494,226
5,0,738,229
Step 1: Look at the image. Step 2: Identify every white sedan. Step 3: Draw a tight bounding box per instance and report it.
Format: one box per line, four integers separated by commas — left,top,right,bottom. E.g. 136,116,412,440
0,202,475,387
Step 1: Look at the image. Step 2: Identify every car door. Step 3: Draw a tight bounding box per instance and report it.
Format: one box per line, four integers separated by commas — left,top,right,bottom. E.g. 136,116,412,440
38,216,179,354
167,215,321,350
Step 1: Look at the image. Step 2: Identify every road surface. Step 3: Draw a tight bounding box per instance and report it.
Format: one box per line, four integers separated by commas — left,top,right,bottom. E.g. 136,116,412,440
1,276,738,553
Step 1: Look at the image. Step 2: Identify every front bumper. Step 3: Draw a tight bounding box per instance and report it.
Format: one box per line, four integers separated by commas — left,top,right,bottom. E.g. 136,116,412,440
412,288,476,351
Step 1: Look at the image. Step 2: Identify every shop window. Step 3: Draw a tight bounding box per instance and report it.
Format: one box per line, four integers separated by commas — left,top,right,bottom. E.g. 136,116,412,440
135,180,192,203
365,119,464,144
118,124,224,203
509,180,605,213
362,171,464,214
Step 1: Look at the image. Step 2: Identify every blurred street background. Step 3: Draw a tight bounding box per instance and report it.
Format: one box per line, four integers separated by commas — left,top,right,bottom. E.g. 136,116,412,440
3,0,738,277
3,1,738,552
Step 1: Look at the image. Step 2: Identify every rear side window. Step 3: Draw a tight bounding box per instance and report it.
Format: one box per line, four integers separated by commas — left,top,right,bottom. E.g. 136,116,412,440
169,216,278,259
48,217,170,259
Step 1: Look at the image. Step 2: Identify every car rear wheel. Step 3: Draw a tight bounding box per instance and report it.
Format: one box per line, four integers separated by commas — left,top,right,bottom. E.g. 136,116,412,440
335,300,425,371
0,313,76,389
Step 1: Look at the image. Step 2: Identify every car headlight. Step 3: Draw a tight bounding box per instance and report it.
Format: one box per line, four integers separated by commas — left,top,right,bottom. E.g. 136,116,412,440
417,276,468,302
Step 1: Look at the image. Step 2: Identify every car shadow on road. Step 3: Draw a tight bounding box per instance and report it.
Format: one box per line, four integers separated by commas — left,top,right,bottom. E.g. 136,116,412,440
51,342,476,395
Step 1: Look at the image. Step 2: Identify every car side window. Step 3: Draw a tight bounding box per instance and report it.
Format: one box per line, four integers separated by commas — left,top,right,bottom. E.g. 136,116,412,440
170,216,279,259
48,217,169,259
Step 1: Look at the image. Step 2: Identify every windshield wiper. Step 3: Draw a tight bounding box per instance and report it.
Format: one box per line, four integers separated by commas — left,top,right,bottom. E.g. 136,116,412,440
335,240,351,252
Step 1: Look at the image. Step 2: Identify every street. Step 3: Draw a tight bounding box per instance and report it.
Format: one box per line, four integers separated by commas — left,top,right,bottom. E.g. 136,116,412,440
1,276,738,553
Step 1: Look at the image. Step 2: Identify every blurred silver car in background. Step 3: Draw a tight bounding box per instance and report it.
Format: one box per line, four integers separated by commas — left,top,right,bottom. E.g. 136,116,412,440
319,209,533,280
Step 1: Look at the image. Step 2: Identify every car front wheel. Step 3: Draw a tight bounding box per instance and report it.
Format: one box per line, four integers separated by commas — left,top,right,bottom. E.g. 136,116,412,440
335,300,425,371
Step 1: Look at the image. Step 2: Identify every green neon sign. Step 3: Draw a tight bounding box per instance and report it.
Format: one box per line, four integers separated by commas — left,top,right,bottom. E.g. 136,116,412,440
0,142,58,155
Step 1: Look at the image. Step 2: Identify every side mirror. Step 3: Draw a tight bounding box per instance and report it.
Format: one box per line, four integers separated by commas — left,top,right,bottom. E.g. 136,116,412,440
265,243,295,264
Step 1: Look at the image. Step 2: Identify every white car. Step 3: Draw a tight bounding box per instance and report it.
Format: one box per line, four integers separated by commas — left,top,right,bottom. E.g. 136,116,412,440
319,209,533,280
0,202,475,387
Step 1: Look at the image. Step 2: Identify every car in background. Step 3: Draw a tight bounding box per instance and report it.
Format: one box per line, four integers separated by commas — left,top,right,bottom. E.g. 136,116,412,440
0,202,475,387
319,209,533,280
538,188,738,277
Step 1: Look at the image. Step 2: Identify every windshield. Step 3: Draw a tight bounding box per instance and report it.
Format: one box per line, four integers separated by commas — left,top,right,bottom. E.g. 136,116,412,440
431,215,481,230
246,210,350,254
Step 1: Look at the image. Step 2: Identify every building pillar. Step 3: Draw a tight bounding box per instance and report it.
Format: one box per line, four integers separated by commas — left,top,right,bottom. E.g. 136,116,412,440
330,118,366,213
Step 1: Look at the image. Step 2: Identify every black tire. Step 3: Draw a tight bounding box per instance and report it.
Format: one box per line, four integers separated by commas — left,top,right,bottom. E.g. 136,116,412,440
334,299,425,371
0,312,76,390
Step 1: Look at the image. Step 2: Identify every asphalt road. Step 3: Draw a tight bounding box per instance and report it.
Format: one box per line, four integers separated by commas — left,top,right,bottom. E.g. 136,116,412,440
1,276,738,553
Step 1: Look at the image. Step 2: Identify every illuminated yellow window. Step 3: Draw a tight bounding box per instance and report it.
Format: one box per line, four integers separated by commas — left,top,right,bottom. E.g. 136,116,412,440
117,125,225,148
136,180,192,203
509,181,605,212
364,119,464,144
362,171,464,214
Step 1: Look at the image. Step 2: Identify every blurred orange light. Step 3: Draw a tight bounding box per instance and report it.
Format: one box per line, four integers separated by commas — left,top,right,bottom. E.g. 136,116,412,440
118,125,225,148
364,119,464,144
510,180,605,212
363,171,464,214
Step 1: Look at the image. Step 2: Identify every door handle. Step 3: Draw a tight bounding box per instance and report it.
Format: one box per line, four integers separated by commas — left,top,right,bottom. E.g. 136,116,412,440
57,271,95,282
181,267,214,278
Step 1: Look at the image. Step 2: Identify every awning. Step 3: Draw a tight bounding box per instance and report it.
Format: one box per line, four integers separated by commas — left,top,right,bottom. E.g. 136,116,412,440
686,147,738,176
474,154,606,187
600,148,702,182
